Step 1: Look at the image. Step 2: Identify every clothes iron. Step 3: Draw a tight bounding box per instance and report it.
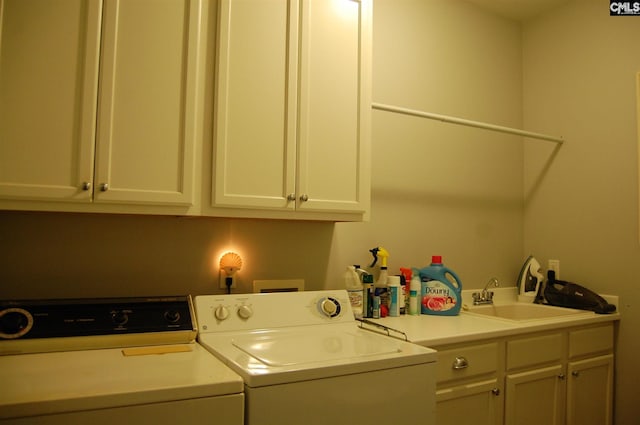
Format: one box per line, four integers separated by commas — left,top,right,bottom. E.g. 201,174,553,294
517,255,543,302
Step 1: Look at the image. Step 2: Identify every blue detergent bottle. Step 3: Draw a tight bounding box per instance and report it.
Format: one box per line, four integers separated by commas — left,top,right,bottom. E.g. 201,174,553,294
417,256,463,316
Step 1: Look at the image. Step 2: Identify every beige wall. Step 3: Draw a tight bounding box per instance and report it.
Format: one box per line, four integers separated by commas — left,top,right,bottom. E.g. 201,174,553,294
1,0,636,422
0,0,524,297
328,0,525,289
521,1,640,423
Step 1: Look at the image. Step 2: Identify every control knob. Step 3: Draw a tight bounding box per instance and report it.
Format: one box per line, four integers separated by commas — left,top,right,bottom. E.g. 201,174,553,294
214,305,230,321
319,297,341,318
237,304,253,320
0,308,33,339
164,310,181,323
111,311,129,326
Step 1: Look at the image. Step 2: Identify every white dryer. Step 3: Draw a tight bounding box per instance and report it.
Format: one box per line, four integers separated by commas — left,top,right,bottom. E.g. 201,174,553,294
0,296,244,425
196,290,437,425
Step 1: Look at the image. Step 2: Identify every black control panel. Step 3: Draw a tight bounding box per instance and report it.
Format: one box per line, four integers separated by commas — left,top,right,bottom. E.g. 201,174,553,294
0,296,195,340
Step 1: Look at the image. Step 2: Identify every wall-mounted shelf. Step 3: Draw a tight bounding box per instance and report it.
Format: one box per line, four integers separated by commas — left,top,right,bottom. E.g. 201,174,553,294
372,102,564,144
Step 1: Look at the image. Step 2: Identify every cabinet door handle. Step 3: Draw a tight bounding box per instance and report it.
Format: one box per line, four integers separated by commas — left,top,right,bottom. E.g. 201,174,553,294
81,182,91,191
287,193,296,201
572,371,580,378
299,194,309,202
558,374,566,380
452,356,469,370
491,388,500,396
100,183,109,192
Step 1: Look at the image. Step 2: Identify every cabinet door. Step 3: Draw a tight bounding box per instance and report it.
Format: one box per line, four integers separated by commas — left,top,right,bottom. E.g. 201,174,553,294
213,0,298,209
505,365,565,425
0,0,101,201
297,0,371,212
95,0,201,205
566,354,613,425
436,379,502,425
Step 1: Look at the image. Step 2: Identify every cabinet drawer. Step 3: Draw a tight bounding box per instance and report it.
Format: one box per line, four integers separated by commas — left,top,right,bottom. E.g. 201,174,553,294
507,332,563,370
569,324,613,358
436,342,499,384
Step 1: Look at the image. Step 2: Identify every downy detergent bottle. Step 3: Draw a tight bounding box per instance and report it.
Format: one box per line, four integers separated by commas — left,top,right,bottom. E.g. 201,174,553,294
416,256,462,316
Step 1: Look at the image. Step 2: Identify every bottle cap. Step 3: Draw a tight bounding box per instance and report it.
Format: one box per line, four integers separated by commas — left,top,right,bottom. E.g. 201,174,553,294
432,255,442,264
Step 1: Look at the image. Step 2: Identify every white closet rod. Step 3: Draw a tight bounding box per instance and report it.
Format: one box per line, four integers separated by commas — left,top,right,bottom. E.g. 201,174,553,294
372,102,564,144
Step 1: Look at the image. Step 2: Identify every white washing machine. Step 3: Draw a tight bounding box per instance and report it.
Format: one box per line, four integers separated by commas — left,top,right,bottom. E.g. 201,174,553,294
195,290,437,425
0,296,244,425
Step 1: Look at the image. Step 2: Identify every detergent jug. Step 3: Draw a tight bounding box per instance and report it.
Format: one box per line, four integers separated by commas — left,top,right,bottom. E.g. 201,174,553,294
416,256,462,316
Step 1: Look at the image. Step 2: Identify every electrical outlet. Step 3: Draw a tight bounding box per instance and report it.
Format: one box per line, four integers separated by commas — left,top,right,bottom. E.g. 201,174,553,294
219,275,238,289
548,259,560,279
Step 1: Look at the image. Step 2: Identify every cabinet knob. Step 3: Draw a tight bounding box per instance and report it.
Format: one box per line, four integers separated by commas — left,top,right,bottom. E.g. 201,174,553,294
452,356,469,370
100,183,109,192
572,371,580,378
81,182,91,191
299,194,309,202
558,374,566,380
491,388,500,396
287,193,296,201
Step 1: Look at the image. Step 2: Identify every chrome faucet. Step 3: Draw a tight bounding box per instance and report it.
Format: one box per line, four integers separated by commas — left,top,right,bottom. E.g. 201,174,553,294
472,277,499,305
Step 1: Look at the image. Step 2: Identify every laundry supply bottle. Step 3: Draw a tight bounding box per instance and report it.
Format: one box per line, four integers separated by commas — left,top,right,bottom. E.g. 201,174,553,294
387,275,401,317
400,268,412,314
409,275,421,315
417,256,463,316
344,266,363,318
370,247,389,288
369,247,390,316
360,272,374,318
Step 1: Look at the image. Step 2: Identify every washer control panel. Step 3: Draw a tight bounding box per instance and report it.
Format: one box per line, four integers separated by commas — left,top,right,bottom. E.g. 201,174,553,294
195,290,353,333
0,296,195,340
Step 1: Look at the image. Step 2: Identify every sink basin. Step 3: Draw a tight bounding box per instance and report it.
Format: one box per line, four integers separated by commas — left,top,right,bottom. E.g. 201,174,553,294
463,303,592,322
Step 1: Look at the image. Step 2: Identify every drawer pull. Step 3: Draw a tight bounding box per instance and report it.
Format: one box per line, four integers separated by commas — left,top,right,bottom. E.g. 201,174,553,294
452,356,469,370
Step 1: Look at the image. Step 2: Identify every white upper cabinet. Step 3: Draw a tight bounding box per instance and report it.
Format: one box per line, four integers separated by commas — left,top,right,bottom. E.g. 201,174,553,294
94,0,201,206
212,0,371,217
0,0,203,210
0,0,101,202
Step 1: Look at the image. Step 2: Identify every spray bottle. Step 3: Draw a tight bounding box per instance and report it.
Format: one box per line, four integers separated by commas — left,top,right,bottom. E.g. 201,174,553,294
369,247,390,317
369,247,390,287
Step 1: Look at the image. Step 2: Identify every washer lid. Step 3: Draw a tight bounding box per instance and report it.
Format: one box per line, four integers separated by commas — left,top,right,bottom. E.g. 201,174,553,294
199,324,437,387
232,328,399,366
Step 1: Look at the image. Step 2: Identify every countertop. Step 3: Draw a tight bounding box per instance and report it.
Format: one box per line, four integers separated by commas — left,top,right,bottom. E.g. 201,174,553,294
360,287,620,347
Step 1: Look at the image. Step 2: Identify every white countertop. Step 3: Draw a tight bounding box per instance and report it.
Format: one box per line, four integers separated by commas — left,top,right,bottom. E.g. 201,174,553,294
362,288,620,347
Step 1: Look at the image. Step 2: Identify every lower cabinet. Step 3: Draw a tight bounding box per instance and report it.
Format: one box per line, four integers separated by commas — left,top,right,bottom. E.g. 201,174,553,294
566,354,614,425
432,323,614,425
437,379,502,425
434,341,503,425
504,331,565,425
505,364,565,425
